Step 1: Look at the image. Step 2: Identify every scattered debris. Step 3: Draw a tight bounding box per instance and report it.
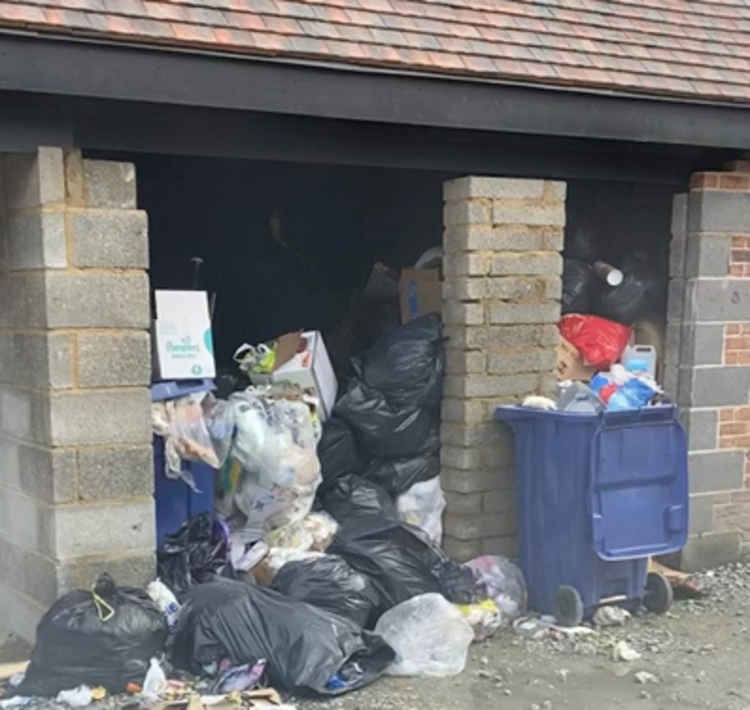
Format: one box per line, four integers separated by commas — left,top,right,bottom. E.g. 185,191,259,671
634,671,659,685
612,640,642,662
593,606,631,627
554,669,570,683
513,616,595,640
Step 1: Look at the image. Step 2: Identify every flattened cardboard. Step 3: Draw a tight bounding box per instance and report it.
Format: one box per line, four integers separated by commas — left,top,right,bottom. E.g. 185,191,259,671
399,268,441,324
556,337,596,382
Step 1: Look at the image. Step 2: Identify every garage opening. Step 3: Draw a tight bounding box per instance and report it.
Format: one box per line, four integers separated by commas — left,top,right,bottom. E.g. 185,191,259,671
87,150,675,570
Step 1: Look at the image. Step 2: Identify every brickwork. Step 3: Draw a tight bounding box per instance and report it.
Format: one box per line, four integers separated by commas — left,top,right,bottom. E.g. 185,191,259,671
441,176,564,562
0,148,154,640
729,239,750,278
666,162,750,570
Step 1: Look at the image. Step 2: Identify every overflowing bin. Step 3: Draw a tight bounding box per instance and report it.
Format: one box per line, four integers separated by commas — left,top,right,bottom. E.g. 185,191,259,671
496,405,688,625
151,379,217,547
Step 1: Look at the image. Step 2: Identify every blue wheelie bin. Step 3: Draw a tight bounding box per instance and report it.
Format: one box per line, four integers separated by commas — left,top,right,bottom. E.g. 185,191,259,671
495,404,688,626
151,379,217,547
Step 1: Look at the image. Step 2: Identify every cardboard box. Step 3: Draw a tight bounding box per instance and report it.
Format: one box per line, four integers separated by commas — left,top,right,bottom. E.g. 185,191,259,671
556,337,596,382
153,290,216,380
399,268,442,324
250,330,337,420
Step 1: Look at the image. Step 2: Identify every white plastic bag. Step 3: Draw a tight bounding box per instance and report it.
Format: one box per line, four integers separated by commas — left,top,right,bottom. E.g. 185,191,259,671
466,555,527,625
55,686,92,707
374,593,473,677
396,477,445,544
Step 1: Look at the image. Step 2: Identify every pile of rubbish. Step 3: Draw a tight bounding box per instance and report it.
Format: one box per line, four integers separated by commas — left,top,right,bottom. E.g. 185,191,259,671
2,315,528,709
549,251,666,414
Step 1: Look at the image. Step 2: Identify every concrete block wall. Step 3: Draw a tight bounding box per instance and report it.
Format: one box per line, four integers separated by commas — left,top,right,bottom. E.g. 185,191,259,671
665,164,750,570
0,147,154,640
440,176,564,562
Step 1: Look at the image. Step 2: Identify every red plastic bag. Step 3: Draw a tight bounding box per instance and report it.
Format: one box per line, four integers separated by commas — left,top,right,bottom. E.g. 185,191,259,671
559,314,632,370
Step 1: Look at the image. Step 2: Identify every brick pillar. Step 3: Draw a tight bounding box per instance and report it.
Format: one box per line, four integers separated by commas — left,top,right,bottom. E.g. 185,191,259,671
0,147,154,639
440,176,564,562
666,163,750,570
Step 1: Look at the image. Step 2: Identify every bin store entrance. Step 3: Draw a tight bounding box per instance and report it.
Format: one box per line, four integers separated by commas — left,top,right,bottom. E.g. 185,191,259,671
90,150,676,561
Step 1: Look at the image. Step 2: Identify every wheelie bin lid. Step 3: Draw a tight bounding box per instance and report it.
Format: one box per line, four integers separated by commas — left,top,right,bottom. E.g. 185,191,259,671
495,404,689,561
151,378,216,402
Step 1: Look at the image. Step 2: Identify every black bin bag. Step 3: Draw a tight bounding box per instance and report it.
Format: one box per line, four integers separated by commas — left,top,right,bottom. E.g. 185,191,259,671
562,258,597,315
317,417,362,487
361,313,444,409
157,512,229,599
594,253,662,326
334,381,438,459
18,574,167,697
363,451,440,496
272,555,381,627
319,474,397,523
169,579,394,696
329,517,476,619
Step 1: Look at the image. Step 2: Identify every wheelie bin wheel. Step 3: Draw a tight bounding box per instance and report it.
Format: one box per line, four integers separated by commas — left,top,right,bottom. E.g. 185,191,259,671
556,585,584,627
644,571,673,614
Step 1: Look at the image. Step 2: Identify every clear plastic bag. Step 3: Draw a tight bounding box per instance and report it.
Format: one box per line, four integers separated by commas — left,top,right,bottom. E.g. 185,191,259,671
264,520,313,551
396,477,445,544
151,392,222,490
304,512,339,551
374,593,474,677
230,392,322,535
465,555,527,625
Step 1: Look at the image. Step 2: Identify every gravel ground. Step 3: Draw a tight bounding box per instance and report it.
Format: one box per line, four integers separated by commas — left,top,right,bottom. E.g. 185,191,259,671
4,563,750,710
295,562,750,710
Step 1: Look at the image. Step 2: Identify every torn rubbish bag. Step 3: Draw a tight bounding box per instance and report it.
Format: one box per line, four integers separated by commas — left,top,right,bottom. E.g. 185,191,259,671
319,474,398,524
169,579,394,696
361,313,444,409
17,574,167,697
157,513,229,598
272,554,381,627
329,517,476,619
558,313,632,370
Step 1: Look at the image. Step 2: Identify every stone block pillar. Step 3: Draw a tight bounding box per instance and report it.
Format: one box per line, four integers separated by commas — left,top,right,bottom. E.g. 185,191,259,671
440,176,564,561
666,163,750,569
0,147,154,639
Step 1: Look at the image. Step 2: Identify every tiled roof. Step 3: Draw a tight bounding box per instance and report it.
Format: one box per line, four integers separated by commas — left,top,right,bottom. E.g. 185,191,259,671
2,0,750,103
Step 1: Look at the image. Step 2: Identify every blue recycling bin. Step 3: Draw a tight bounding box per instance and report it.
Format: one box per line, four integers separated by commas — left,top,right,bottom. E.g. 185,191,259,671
152,379,216,547
495,404,688,625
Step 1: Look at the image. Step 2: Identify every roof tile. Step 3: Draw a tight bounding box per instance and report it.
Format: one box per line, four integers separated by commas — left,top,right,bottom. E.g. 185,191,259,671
142,2,186,21
260,14,299,33
171,21,217,42
0,1,46,23
43,6,91,27
3,0,750,104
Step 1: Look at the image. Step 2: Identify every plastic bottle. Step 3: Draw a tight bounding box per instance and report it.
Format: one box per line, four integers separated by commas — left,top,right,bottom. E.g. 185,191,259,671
147,580,181,627
142,658,167,700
